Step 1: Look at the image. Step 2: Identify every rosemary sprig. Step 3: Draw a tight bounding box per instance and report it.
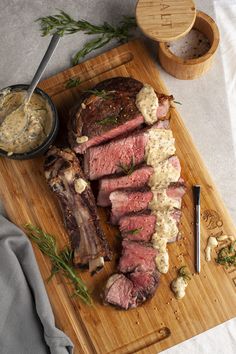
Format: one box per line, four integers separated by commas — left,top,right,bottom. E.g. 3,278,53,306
126,227,143,235
37,10,136,64
118,156,136,175
178,266,191,282
65,76,81,88
174,101,182,105
72,36,111,65
96,116,118,126
216,241,236,267
25,224,92,305
85,89,114,100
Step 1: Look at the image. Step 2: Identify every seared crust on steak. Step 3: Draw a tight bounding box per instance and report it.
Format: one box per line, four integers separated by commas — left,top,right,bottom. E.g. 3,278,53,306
68,77,173,153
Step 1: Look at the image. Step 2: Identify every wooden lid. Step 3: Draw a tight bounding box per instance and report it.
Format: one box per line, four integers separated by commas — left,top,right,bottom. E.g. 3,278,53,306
136,0,197,42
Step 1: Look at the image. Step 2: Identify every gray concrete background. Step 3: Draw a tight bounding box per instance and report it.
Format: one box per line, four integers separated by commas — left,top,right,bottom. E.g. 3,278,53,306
0,0,235,225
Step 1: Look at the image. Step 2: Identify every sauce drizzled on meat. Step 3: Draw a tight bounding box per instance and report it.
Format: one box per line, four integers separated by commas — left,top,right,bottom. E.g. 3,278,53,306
136,84,159,125
144,127,179,273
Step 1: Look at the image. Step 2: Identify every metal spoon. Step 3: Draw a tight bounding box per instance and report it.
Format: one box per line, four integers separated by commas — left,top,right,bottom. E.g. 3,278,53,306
26,33,60,103
0,34,60,142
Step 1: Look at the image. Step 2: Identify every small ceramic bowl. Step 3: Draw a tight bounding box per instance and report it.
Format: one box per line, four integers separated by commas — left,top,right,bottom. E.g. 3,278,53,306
158,11,220,80
0,84,59,160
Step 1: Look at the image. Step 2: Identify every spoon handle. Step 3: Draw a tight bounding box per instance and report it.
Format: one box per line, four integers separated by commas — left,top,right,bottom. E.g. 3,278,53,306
26,34,61,101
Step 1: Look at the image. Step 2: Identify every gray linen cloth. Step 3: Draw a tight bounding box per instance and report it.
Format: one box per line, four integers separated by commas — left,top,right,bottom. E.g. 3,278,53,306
0,206,74,354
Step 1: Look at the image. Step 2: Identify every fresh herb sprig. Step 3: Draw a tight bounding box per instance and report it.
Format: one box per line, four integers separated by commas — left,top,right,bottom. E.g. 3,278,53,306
174,101,182,105
85,89,114,100
25,224,92,305
216,241,236,268
118,156,136,175
178,266,191,282
96,116,118,126
65,76,81,88
37,10,137,65
126,227,143,235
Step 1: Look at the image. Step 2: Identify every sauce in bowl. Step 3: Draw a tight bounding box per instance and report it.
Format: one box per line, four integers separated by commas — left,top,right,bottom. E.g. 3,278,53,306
0,89,53,155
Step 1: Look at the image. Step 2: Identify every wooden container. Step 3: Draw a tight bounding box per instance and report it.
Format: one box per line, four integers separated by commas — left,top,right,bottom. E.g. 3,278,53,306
136,0,220,80
136,0,197,42
158,11,220,79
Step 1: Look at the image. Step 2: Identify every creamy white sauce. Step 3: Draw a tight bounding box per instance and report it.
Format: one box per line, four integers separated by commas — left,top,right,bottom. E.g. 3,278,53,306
151,208,179,274
74,178,87,194
148,160,180,189
0,90,52,154
205,236,218,262
152,209,179,241
136,84,159,125
145,128,180,274
145,128,176,166
149,189,181,210
155,251,169,274
136,87,182,277
152,237,167,252
171,276,188,299
76,135,88,144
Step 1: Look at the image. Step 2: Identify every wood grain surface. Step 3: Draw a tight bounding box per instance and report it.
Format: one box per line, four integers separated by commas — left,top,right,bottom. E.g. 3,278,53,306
0,40,235,354
136,0,196,42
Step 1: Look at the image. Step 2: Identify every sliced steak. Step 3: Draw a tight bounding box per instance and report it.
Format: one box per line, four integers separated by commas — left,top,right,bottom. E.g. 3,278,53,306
104,269,160,309
119,214,156,242
69,77,172,153
110,190,153,224
110,180,185,224
44,147,111,273
84,123,173,181
118,240,157,273
97,166,153,207
103,273,136,310
84,132,148,180
129,270,160,303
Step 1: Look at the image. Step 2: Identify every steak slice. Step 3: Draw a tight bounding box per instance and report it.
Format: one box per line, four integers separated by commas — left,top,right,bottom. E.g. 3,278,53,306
44,147,111,273
110,190,153,224
69,77,172,153
97,166,153,207
119,214,157,242
118,240,157,273
84,132,148,180
129,270,160,303
104,270,160,309
110,180,185,224
84,122,172,181
103,273,136,310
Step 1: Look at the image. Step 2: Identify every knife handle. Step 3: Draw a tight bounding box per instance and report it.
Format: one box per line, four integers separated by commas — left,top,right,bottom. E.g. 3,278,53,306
195,204,201,273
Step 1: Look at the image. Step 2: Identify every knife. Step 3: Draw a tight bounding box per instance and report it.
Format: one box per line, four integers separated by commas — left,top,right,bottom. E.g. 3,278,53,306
193,185,201,273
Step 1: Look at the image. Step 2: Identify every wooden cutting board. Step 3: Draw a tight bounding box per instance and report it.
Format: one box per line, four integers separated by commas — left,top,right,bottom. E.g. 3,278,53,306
0,40,236,354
